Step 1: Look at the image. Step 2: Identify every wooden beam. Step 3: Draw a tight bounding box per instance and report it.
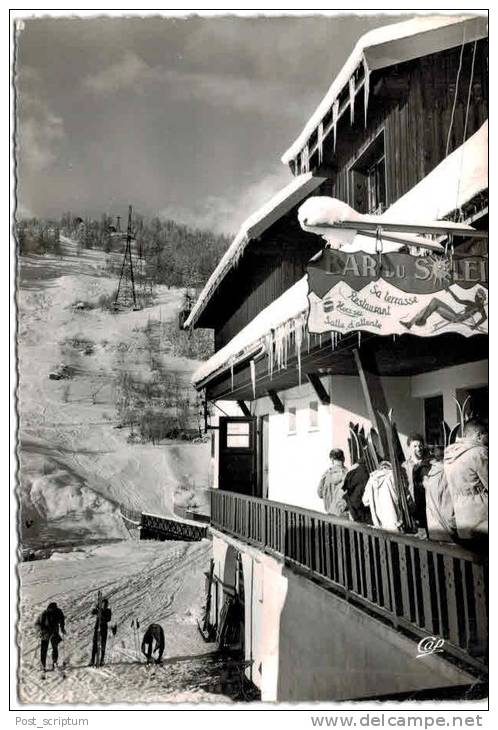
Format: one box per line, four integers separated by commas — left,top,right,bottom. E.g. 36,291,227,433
325,220,488,239
307,373,330,405
267,390,285,414
237,400,251,417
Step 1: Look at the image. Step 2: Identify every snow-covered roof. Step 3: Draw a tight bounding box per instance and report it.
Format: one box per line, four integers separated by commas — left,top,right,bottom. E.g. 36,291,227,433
297,122,487,251
282,15,487,166
192,276,309,387
193,120,487,388
384,120,488,222
184,173,324,329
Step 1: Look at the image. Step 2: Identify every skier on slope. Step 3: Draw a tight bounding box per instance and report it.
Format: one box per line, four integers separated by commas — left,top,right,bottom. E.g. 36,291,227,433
90,597,112,667
36,602,66,672
141,623,165,664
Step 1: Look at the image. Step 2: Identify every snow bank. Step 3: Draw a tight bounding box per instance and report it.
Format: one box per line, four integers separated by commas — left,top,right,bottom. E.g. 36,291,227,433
282,15,487,165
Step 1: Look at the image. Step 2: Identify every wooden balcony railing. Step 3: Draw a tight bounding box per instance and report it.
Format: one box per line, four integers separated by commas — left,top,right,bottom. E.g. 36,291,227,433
210,489,487,674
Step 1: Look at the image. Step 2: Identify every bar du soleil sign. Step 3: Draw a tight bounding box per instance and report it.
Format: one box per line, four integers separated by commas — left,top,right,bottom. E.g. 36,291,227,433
307,250,488,338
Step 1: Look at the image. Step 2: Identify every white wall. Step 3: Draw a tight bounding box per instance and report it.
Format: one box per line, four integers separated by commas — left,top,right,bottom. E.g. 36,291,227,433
263,379,334,512
212,530,475,702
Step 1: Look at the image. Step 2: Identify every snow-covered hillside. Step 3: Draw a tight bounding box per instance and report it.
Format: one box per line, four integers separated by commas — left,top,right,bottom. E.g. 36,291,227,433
17,238,210,552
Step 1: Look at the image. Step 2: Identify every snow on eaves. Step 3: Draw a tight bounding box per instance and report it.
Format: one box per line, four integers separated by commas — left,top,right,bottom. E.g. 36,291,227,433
191,276,309,387
282,15,487,166
384,120,488,222
184,173,324,330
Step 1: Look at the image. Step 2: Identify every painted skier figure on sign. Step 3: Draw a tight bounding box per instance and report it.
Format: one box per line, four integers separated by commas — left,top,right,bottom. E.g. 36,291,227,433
401,287,487,332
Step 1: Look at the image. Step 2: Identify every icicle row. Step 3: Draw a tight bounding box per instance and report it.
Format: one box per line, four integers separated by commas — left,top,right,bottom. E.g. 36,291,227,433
332,100,339,151
349,76,355,124
363,57,370,128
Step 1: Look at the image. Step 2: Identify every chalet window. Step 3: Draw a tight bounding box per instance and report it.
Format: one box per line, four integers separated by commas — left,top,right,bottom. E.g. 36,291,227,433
309,401,319,430
288,407,297,435
226,421,250,448
350,131,387,214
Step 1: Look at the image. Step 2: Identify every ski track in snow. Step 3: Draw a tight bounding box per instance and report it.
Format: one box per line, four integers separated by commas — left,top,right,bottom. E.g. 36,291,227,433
17,539,239,704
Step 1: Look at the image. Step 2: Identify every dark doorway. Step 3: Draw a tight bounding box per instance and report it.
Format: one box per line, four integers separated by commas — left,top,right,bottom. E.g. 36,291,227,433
424,395,445,446
219,417,257,496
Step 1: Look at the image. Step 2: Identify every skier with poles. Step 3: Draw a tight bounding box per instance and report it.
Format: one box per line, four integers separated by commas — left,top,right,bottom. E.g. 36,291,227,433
36,601,66,675
90,593,112,667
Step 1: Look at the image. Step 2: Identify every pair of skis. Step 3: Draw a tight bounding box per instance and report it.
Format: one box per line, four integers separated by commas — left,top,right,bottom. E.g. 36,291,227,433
348,422,380,474
351,412,415,532
377,409,416,534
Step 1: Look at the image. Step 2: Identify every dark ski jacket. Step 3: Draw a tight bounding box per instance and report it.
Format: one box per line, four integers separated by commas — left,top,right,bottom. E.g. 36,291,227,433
342,463,372,524
92,606,112,633
36,604,65,641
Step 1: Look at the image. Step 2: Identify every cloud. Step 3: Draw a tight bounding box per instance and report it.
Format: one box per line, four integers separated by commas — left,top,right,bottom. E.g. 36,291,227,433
83,52,162,94
16,68,65,172
158,165,292,236
163,68,317,120
82,51,317,119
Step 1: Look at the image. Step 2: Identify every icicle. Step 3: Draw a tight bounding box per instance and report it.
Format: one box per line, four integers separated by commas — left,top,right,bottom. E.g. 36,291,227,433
302,144,309,173
250,360,256,399
319,333,322,348
317,121,324,164
349,76,355,124
332,100,339,151
363,57,370,128
295,316,304,385
358,331,361,348
307,328,310,353
230,360,234,392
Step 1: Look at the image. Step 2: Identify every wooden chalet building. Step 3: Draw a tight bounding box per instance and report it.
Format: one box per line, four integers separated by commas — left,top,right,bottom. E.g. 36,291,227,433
185,16,488,702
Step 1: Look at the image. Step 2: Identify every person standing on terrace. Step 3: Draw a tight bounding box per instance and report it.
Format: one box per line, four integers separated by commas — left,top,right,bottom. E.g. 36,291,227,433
402,433,427,533
444,420,488,545
317,449,348,516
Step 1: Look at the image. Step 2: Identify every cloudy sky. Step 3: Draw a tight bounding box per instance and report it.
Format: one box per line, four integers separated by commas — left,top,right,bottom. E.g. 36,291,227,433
16,12,410,234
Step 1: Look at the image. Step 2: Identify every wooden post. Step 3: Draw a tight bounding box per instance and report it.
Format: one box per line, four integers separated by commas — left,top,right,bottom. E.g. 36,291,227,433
353,348,389,458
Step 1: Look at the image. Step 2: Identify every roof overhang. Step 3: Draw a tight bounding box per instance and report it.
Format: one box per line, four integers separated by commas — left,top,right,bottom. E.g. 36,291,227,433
299,121,487,252
282,15,488,166
184,173,325,329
